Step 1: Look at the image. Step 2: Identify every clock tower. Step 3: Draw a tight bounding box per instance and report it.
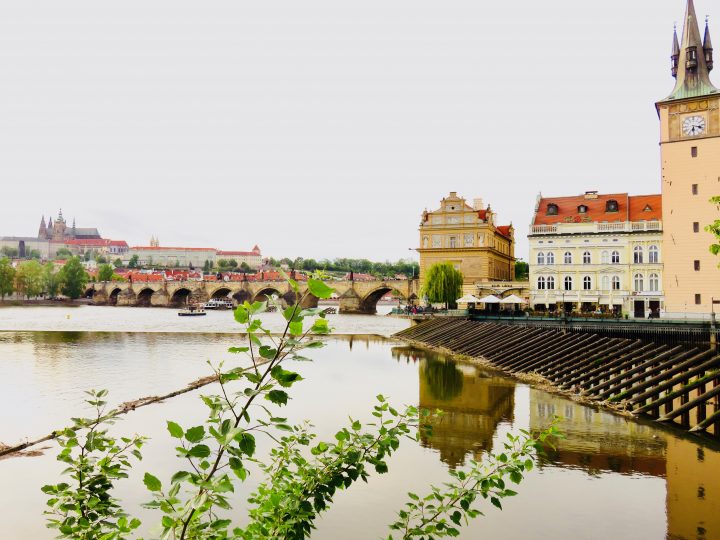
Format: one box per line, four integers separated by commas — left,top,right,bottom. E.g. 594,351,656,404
657,0,720,318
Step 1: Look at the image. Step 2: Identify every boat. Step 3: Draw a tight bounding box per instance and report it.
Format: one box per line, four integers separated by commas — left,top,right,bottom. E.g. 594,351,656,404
204,298,234,310
178,304,207,317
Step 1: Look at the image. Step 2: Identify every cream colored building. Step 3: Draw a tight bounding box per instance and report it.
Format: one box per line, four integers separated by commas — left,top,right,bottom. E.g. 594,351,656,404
529,192,664,317
656,1,720,319
418,192,515,293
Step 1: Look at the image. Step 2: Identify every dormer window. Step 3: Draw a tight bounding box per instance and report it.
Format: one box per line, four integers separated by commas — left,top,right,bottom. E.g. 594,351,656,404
578,205,588,214
605,199,619,213
546,203,558,216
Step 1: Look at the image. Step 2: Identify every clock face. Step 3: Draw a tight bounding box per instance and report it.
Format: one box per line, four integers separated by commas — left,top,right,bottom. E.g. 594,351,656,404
682,115,706,137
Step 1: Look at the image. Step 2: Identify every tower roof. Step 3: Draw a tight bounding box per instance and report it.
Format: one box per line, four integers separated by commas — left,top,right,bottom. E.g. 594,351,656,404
660,0,718,102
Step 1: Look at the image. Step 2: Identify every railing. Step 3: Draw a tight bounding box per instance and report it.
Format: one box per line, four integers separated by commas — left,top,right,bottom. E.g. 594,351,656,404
531,221,662,235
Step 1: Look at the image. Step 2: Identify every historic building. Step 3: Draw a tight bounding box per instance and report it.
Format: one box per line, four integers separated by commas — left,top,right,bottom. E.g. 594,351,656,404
528,191,664,317
418,192,515,293
657,0,720,319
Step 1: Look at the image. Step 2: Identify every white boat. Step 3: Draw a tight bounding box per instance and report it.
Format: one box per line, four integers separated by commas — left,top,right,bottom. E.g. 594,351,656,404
204,298,234,310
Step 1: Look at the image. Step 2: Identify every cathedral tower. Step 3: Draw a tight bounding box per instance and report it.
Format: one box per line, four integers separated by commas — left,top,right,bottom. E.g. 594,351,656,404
657,0,720,318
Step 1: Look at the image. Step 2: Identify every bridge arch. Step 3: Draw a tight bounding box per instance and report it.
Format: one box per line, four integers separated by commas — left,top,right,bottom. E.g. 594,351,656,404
170,288,192,307
137,288,155,307
359,286,407,314
109,287,122,306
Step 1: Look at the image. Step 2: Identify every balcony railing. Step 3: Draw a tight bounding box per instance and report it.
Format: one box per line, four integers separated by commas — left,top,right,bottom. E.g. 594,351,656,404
530,221,662,235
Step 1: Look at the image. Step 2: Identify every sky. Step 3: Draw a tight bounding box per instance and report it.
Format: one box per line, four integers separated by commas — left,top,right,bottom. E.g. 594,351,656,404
0,0,712,262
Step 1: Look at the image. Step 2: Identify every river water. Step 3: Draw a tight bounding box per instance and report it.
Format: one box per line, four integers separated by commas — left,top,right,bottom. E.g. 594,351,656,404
1,306,719,540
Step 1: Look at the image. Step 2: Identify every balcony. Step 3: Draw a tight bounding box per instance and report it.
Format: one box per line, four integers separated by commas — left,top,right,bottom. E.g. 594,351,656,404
530,221,662,235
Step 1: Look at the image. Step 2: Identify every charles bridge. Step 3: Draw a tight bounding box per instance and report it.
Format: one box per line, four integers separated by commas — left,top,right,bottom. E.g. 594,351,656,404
85,278,420,314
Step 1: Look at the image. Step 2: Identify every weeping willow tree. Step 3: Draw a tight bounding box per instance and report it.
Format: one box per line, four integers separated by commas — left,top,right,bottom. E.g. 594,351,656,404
422,262,463,310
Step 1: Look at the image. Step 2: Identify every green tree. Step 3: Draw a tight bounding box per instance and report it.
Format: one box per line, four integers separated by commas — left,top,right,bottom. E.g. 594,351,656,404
43,262,63,299
54,247,72,260
97,263,114,282
128,254,139,269
15,260,45,299
515,260,529,280
0,257,15,300
707,196,720,263
60,257,89,300
113,258,123,268
422,262,464,310
1,246,19,258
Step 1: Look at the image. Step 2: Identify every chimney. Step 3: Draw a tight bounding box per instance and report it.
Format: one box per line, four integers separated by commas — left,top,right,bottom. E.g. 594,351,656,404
473,198,484,210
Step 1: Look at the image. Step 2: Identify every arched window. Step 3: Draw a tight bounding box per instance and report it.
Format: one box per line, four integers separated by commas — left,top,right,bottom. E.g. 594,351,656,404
634,273,644,292
601,276,610,291
537,252,545,265
564,276,573,291
537,276,546,290
583,251,591,264
633,246,644,264
546,252,555,265
547,276,556,290
649,273,659,292
649,245,659,264
564,252,573,264
546,204,559,216
601,251,609,264
583,276,592,290
612,275,621,290
611,251,620,264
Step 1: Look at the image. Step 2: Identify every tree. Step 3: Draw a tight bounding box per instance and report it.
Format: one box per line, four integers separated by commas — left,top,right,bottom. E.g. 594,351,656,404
54,248,72,260
43,262,63,299
515,260,529,280
59,257,88,300
128,254,139,269
0,257,15,300
113,258,123,268
422,262,464,310
97,263,114,282
708,196,720,264
14,260,45,299
1,246,19,258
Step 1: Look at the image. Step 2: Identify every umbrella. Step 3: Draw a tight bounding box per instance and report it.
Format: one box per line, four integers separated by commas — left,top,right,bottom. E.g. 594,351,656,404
500,294,526,304
476,294,501,304
456,294,482,304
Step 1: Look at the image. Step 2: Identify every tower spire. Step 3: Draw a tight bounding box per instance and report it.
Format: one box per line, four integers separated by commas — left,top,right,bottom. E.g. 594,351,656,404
662,0,718,101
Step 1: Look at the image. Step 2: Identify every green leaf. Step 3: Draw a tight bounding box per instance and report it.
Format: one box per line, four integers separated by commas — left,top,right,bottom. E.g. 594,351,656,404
143,473,162,492
307,278,334,299
266,390,289,406
166,421,183,439
185,426,205,443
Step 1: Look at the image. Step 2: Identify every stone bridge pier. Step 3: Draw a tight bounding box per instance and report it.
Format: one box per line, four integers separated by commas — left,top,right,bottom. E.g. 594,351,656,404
86,279,420,315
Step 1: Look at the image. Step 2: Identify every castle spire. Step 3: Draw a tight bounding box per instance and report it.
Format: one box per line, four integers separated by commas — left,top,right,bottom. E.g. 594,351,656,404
662,0,718,101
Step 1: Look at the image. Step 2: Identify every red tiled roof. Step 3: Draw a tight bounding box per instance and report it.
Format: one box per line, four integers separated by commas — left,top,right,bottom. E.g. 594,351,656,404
532,193,661,226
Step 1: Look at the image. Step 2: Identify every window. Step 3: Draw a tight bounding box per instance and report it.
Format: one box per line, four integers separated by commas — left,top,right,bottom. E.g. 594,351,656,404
547,276,556,290
546,252,555,265
601,276,610,291
634,273,644,292
693,222,700,233
537,252,545,265
546,204,559,216
605,199,619,212
633,246,644,264
691,146,698,158
695,260,701,271
537,276,546,290
601,251,609,264
696,294,702,305
612,276,621,290
583,276,592,290
564,252,572,264
649,273,659,292
649,245,659,263
692,184,699,195
583,251,591,264
564,276,573,291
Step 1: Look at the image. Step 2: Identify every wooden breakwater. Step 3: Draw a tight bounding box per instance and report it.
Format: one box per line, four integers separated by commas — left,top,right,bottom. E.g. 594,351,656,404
395,319,720,437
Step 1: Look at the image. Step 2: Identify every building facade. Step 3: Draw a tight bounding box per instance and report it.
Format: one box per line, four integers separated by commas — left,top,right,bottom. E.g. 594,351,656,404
657,0,720,319
418,192,515,293
529,192,664,317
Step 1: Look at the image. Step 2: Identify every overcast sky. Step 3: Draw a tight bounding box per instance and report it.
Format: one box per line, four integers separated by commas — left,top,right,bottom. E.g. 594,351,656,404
0,0,711,261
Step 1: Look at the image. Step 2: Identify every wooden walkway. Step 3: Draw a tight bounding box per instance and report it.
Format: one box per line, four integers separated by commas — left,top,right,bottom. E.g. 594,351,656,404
395,319,720,437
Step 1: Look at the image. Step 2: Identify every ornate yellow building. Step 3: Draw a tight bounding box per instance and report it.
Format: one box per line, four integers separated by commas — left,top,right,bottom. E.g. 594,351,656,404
657,0,720,318
418,192,515,292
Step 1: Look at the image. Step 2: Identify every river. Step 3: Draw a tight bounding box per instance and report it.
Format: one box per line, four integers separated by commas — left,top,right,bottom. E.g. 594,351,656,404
1,306,718,539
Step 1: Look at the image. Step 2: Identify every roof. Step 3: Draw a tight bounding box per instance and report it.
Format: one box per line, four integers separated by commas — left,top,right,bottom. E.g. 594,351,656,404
533,193,661,226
